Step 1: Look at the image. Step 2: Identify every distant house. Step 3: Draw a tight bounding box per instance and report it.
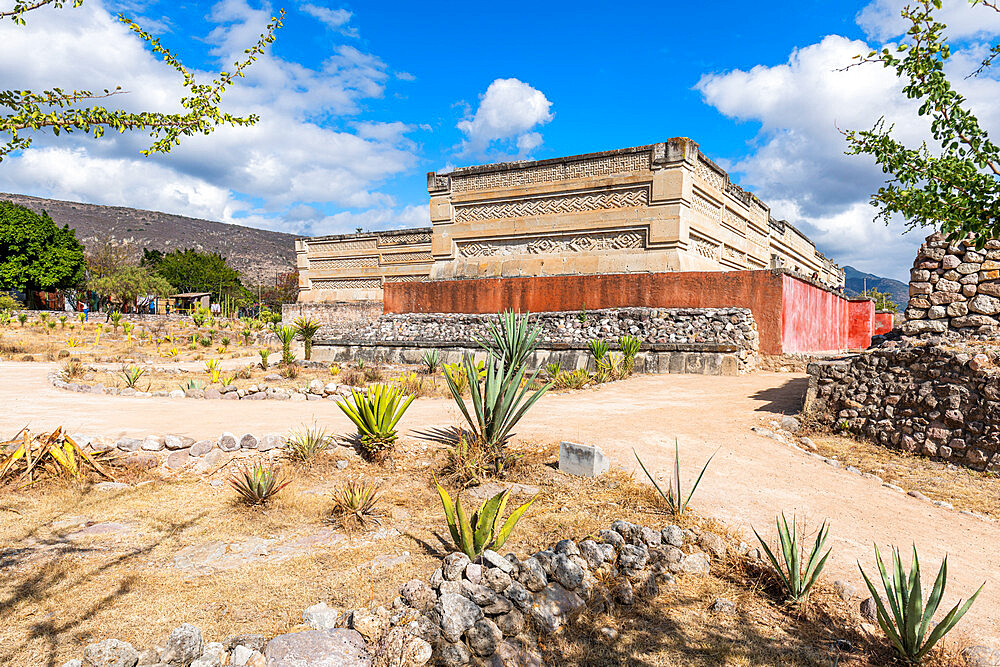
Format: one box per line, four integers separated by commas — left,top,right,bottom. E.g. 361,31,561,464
166,292,211,313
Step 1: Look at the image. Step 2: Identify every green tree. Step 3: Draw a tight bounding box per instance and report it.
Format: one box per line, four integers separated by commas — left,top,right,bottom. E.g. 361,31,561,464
89,265,172,312
863,287,899,313
1,1,283,162
0,200,85,291
844,0,1000,246
148,248,241,297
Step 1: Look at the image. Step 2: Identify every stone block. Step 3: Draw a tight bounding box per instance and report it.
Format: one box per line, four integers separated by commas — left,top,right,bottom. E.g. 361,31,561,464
559,441,609,478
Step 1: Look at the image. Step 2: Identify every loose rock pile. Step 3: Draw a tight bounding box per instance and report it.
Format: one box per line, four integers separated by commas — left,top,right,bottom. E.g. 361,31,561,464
61,519,733,667
805,340,1000,470
903,233,1000,336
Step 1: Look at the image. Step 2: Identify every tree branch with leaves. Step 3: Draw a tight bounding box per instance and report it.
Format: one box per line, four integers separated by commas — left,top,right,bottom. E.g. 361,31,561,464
844,0,1000,247
0,0,284,161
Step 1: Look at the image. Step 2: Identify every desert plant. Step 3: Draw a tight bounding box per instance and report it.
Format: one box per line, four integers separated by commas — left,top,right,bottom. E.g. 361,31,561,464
422,348,440,374
77,312,86,323
66,336,83,349
587,339,609,363
754,514,831,604
860,545,984,664
122,321,134,342
46,320,56,332
595,352,626,383
544,361,561,378
284,423,332,463
241,326,252,345
0,427,115,486
443,433,518,487
444,353,550,449
229,460,290,506
362,365,383,383
618,334,642,373
109,310,123,332
17,312,27,327
119,364,146,389
435,481,537,559
58,315,67,328
199,336,212,347
94,323,103,345
476,310,542,373
179,379,204,392
634,439,714,518
221,336,231,347
258,347,271,370
337,383,416,461
39,312,48,323
274,324,296,364
293,317,321,360
328,364,340,376
330,480,383,529
393,371,426,397
220,373,237,387
577,307,588,324
60,359,84,380
279,362,300,379
554,368,592,390
205,358,222,383
192,306,207,327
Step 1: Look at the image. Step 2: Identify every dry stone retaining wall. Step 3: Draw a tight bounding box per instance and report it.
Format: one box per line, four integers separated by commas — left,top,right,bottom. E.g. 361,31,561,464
804,341,1000,470
903,233,1000,336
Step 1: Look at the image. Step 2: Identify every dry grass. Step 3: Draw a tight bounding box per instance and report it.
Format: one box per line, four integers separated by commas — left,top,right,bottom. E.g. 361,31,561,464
805,431,1000,519
0,439,973,666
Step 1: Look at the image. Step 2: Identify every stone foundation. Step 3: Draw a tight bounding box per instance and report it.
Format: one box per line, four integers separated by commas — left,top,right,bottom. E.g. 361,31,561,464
281,301,382,331
804,340,1000,470
316,307,759,374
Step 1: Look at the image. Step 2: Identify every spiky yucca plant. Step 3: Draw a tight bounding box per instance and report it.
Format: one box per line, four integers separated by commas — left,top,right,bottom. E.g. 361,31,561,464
331,480,383,529
119,364,146,389
586,339,609,363
284,423,332,463
229,460,290,505
860,546,984,664
476,310,542,373
634,439,714,518
435,481,537,558
337,383,415,461
754,514,831,604
422,348,440,374
274,324,296,365
258,347,271,370
617,334,642,373
293,316,321,360
204,358,222,383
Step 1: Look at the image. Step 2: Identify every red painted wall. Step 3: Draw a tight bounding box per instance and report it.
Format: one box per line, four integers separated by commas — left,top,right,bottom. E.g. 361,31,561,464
848,299,876,350
384,271,876,355
874,312,895,336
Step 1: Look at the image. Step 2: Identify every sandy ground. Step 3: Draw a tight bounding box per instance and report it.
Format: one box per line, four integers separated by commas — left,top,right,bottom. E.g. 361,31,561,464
3,361,998,647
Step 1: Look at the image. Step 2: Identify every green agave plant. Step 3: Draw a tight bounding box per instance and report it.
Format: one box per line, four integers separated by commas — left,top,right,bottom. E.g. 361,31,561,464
293,316,321,360
119,364,146,389
634,439,714,518
860,545,984,664
337,383,416,459
229,460,290,505
476,310,542,373
587,339,609,362
435,480,537,558
753,514,831,604
422,348,440,374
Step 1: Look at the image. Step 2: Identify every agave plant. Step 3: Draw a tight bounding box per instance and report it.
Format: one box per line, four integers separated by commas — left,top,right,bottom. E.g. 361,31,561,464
293,317,322,360
77,312,86,324
241,325,253,346
17,312,27,327
337,383,416,461
445,353,550,449
618,334,642,373
753,514,831,604
109,310,123,332
422,348,440,374
205,358,222,383
284,423,332,463
58,314,67,328
331,480,383,529
258,347,271,370
0,427,115,486
179,379,204,392
634,439,714,517
122,322,134,341
587,339,609,363
229,460,290,506
435,481,537,559
860,545,984,664
476,310,542,373
119,364,146,389
595,351,625,383
274,324,296,364
554,368,592,390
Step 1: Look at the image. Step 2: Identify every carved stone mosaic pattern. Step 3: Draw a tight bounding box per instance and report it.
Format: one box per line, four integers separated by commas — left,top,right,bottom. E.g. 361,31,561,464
451,151,650,193
311,278,381,290
378,232,432,246
694,159,725,191
458,230,645,258
691,233,720,261
381,251,434,264
454,186,648,223
691,190,722,222
309,256,378,270
308,238,377,254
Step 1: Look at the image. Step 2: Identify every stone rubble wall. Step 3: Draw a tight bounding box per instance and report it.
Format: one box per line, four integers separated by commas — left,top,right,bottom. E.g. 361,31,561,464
804,341,1000,470
60,518,735,667
319,307,760,374
281,300,383,331
903,233,1000,336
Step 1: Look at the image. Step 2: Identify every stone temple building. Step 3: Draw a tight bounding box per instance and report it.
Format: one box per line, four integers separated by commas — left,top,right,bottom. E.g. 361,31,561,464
294,138,844,304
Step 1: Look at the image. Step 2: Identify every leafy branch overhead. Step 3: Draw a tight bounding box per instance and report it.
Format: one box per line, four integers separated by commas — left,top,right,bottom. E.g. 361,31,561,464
844,0,1000,246
0,0,284,161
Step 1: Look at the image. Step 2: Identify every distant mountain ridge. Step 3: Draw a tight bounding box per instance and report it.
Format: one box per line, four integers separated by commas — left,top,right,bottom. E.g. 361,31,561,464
843,265,909,310
0,192,297,283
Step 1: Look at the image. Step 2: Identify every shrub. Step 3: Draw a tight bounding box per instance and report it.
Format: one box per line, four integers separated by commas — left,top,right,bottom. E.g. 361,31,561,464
284,423,332,463
476,310,542,372
587,339,609,363
293,317,321,360
61,359,84,380
221,336,231,347
544,361,561,378
435,481,537,559
258,347,271,370
280,362,300,379
229,460,290,506
634,439,714,518
422,348,440,374
860,545,984,664
337,383,416,461
274,324,296,364
109,310,123,332
753,514,831,604
199,336,212,347
339,367,364,387
0,293,21,310
362,365,384,383
393,371,427,397
17,312,27,327
119,364,146,389
330,480,383,529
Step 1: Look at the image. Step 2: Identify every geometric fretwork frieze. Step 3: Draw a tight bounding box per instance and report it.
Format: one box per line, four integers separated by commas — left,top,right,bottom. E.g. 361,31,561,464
380,251,434,264
454,186,649,223
458,229,646,258
451,151,650,193
310,277,381,290
309,256,378,270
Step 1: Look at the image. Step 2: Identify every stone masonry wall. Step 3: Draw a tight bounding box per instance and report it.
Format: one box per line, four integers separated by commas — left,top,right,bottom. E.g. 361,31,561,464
318,307,760,374
903,233,1000,336
804,340,1000,470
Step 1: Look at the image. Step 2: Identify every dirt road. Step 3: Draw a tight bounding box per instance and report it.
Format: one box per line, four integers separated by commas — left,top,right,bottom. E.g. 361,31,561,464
3,362,997,645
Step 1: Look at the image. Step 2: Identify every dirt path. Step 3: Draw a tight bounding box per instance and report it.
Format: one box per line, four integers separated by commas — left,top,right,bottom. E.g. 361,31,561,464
4,362,998,646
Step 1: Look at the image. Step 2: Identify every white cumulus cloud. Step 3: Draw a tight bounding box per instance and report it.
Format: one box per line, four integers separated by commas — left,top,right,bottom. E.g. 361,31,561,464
457,78,553,157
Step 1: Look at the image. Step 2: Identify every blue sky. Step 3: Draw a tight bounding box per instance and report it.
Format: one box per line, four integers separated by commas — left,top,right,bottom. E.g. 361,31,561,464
2,0,1000,281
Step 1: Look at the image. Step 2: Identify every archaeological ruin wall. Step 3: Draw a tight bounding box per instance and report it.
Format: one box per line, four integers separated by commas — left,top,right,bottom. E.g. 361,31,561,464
901,233,1000,336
